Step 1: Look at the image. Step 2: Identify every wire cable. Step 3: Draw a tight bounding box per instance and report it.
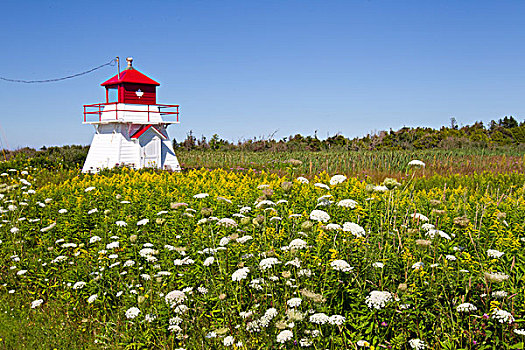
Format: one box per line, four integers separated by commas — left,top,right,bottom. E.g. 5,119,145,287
0,58,117,83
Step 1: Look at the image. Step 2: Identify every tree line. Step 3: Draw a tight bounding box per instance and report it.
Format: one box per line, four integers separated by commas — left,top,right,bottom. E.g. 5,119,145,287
175,116,525,152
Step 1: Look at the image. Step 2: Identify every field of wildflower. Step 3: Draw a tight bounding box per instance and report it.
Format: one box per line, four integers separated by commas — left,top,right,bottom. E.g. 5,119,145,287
1,159,525,349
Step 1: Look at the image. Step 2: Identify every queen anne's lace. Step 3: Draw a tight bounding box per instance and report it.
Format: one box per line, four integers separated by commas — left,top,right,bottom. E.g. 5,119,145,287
492,308,514,324
365,291,393,309
330,259,353,272
343,222,365,237
456,303,477,312
309,209,330,222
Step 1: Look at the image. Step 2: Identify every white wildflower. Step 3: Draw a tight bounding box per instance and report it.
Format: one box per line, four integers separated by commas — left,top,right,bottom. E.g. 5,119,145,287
165,290,186,307
314,183,330,190
259,258,281,270
426,229,451,240
373,185,389,192
218,218,237,227
125,307,141,319
492,290,508,299
106,241,119,249
223,335,234,346
408,160,425,167
40,223,56,233
137,218,149,226
124,260,135,267
343,222,365,237
411,213,429,222
492,309,514,324
240,206,251,214
31,299,44,308
337,199,357,208
289,238,307,249
309,209,330,222
73,281,86,290
232,267,250,281
219,237,231,246
276,330,293,343
365,291,393,309
237,235,253,244
330,259,353,272
412,262,424,270
287,298,302,308
203,256,215,266
296,177,309,184
309,313,330,324
421,223,435,231
484,272,509,283
285,258,301,268
456,303,477,312
329,174,347,185
329,314,345,325
255,200,276,208
89,235,101,244
487,249,504,259
409,338,426,350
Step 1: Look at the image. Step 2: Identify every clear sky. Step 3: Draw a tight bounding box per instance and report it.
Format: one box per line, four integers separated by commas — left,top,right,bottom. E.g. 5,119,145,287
1,0,525,149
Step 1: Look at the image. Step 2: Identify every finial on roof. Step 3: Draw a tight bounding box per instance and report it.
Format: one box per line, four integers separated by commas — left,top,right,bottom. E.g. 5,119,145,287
126,57,134,70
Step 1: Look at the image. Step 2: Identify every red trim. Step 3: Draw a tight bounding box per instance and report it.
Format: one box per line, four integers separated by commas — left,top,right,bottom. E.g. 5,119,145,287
83,103,179,123
152,126,168,139
101,69,160,86
131,125,151,139
130,125,168,140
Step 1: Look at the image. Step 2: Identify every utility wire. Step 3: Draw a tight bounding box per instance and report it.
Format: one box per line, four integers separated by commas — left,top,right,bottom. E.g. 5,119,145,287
0,58,117,83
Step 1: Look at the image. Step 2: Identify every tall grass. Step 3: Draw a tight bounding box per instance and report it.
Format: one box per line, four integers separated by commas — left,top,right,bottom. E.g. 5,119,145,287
178,149,525,181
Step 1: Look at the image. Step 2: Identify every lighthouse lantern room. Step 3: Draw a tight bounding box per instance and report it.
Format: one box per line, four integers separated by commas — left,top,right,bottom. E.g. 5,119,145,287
82,57,181,173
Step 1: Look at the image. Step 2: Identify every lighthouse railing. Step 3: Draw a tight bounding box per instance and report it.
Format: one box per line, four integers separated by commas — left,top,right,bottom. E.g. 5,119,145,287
83,102,179,123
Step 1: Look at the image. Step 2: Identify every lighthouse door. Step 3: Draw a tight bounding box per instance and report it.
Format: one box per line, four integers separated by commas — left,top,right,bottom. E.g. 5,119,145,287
142,136,160,168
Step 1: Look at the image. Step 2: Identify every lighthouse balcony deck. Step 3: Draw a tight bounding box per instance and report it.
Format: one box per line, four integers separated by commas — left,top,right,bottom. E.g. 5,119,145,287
83,102,179,124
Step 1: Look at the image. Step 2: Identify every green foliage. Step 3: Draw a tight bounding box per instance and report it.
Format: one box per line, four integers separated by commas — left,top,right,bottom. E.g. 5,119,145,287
171,118,525,152
0,157,525,349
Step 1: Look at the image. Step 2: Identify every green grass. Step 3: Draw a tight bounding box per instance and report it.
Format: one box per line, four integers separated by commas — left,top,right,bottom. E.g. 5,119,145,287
176,149,525,181
0,296,100,350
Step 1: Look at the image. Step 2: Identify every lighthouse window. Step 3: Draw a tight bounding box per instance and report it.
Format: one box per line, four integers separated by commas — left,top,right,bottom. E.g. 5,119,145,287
107,88,118,103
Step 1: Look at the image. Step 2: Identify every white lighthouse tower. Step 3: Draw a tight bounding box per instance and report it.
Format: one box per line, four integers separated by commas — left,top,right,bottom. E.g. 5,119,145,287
82,57,181,173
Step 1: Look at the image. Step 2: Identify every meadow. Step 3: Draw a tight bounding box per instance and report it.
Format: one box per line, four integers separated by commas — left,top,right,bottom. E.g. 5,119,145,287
176,149,525,181
0,153,524,349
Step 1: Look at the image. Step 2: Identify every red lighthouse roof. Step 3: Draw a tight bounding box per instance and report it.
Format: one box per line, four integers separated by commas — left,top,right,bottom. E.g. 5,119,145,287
101,68,160,86
101,58,160,86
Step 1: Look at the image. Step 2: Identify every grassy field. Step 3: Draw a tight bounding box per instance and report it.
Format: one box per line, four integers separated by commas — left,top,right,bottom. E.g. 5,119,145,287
176,149,525,181
0,152,524,349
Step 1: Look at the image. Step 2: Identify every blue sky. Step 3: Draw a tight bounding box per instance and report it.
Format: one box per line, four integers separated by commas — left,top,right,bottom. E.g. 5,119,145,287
1,0,525,149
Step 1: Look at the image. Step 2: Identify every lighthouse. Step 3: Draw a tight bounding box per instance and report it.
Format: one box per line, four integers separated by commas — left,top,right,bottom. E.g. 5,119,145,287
82,57,181,173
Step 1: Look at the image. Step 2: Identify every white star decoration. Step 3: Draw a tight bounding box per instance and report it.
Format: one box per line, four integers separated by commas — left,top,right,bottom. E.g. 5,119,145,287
136,89,144,98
